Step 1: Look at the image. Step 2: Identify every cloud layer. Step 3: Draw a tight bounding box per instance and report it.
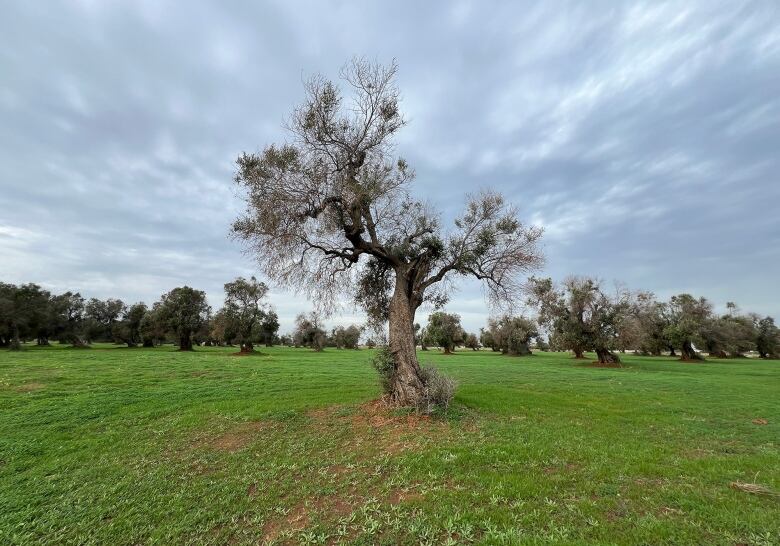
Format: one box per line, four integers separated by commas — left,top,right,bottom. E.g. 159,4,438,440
1,0,778,332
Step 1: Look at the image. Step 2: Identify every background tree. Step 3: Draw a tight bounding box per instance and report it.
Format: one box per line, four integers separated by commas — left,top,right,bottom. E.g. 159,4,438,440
0,283,50,350
52,292,87,347
479,327,499,352
426,312,464,354
702,306,756,358
222,276,269,353
231,58,543,406
528,277,628,364
754,315,779,358
293,312,326,351
156,287,210,351
84,298,125,343
628,292,669,356
464,332,480,350
487,315,538,356
257,310,280,347
663,294,711,361
113,303,147,347
527,277,588,359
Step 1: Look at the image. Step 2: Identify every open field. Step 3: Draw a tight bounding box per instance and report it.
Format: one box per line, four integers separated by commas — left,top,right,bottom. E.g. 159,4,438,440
0,346,778,545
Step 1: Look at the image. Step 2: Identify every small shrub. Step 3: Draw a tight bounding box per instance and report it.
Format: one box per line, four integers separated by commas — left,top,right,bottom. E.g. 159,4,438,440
370,348,458,413
418,364,457,414
370,346,394,395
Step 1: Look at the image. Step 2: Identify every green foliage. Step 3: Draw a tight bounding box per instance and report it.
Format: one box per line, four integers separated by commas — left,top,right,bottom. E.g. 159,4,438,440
486,315,538,356
755,316,780,358
156,286,210,350
370,346,395,395
426,312,464,353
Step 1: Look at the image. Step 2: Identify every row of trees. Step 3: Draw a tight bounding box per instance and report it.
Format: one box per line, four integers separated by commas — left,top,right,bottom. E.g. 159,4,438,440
290,312,363,351
411,277,779,364
0,277,282,352
527,277,779,363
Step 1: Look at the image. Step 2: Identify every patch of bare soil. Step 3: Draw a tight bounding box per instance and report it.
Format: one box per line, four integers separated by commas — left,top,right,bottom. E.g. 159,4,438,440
751,418,769,425
262,502,310,543
197,421,274,453
16,382,44,392
387,487,424,505
305,399,453,457
543,462,581,474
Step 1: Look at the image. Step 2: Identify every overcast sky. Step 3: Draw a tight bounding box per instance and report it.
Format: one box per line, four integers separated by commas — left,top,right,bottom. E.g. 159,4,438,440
1,1,778,333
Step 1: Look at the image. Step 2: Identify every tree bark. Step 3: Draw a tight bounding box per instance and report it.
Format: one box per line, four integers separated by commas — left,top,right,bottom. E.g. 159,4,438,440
240,342,254,353
387,274,425,407
573,347,585,359
668,345,677,357
179,333,193,351
9,324,21,351
595,347,621,364
680,340,703,361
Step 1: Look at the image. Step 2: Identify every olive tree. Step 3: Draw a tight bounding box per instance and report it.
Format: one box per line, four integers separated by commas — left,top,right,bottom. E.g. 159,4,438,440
0,283,50,350
223,276,269,353
528,277,628,364
156,286,210,351
663,294,711,361
293,312,326,351
754,315,779,359
487,315,538,356
114,303,147,347
232,59,543,406
426,312,464,354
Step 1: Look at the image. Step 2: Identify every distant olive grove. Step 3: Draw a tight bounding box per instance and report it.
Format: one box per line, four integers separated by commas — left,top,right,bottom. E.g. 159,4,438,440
3,274,778,361
416,276,779,363
0,278,375,353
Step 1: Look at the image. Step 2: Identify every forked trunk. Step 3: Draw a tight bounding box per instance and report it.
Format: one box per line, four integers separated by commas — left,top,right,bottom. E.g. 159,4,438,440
573,347,585,359
388,276,425,407
595,347,621,364
680,340,702,361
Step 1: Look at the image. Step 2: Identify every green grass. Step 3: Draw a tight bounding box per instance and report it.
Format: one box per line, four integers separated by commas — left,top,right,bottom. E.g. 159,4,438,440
1,345,778,545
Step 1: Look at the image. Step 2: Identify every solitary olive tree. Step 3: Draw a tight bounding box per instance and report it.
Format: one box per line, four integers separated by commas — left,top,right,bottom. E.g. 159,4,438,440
232,59,543,406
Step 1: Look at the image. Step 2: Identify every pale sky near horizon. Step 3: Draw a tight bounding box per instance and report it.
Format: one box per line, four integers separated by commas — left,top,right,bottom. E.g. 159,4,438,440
1,1,779,334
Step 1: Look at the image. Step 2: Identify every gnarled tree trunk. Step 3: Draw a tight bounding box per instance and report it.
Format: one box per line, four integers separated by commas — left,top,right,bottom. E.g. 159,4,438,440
179,333,193,351
595,347,621,365
573,347,585,359
240,342,254,353
680,340,703,361
9,324,21,351
388,276,425,407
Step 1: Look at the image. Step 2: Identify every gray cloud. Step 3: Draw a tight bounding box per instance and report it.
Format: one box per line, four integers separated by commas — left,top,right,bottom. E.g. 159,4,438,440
1,0,778,333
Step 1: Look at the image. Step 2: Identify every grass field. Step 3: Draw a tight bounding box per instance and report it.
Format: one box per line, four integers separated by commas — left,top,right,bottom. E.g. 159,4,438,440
0,345,778,545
